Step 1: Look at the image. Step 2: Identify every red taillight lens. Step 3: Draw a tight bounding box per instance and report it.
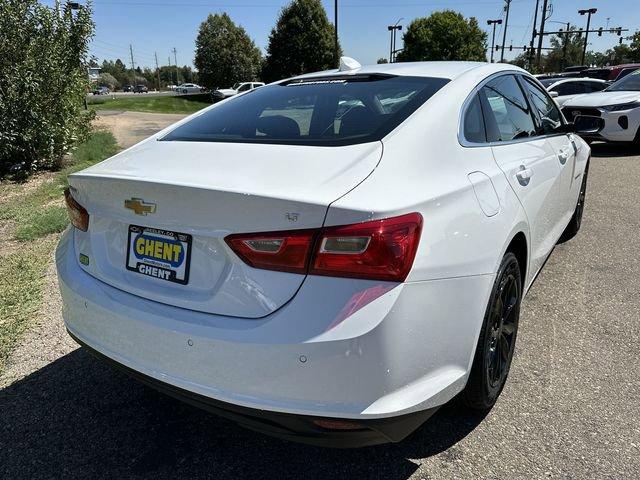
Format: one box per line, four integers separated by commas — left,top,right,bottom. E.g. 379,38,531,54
224,229,317,274
310,213,422,281
63,187,89,232
225,213,422,282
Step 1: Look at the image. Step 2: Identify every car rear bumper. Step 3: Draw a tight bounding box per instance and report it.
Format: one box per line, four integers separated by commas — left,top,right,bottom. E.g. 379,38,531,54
56,228,494,444
69,329,437,447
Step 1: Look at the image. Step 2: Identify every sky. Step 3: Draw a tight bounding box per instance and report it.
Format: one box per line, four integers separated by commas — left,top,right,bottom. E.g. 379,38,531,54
44,0,640,70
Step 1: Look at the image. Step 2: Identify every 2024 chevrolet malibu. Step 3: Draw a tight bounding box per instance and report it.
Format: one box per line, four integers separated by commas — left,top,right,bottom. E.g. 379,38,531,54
57,60,591,447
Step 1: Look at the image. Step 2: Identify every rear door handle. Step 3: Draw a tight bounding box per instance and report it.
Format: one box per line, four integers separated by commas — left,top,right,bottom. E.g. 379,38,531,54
516,166,533,186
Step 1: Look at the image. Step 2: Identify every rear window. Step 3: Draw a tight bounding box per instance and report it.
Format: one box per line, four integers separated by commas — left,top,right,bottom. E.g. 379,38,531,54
162,75,449,146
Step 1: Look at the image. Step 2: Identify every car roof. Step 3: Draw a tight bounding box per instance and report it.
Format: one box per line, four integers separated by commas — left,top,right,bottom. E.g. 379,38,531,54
549,77,606,86
292,61,525,81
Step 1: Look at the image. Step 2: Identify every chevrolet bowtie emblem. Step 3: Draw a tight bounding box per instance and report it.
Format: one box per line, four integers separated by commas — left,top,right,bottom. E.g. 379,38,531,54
124,198,156,215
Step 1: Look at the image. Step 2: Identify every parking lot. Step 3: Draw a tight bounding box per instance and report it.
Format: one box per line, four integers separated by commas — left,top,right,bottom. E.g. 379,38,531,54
0,140,638,479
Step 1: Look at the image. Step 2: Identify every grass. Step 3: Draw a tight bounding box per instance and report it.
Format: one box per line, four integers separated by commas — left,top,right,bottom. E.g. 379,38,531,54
88,93,210,114
0,131,119,242
0,131,119,372
0,238,57,372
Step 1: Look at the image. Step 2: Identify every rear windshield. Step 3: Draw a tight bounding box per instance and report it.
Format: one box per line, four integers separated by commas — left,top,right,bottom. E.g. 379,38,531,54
161,75,449,146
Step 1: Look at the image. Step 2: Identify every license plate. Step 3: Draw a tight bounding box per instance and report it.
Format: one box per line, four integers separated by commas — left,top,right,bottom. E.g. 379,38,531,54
126,225,192,285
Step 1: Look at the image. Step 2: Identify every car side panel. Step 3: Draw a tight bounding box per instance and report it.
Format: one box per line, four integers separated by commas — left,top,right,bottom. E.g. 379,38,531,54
325,76,528,283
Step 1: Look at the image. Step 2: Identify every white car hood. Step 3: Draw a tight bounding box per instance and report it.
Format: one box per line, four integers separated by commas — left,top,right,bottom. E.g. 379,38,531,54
216,88,237,95
563,90,640,107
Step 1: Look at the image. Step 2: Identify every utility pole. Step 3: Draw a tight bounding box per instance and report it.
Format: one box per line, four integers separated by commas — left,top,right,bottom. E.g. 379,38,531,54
154,52,161,92
528,0,540,70
387,18,403,63
129,44,136,71
561,22,570,71
500,0,511,62
536,0,549,70
172,47,179,85
487,19,503,63
334,0,338,67
579,8,597,66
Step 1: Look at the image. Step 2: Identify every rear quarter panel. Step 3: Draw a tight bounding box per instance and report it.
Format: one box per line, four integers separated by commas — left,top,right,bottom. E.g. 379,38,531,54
325,68,530,283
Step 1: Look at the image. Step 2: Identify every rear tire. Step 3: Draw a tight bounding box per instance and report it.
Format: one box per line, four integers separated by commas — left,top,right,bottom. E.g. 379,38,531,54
558,164,589,244
461,252,522,410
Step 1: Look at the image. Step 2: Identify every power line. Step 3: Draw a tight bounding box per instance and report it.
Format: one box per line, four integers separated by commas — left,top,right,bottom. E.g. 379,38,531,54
91,0,527,6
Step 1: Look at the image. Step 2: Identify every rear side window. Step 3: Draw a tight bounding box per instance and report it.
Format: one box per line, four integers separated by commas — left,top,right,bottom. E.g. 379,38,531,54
463,94,486,143
554,82,584,96
585,81,606,92
479,75,536,142
521,77,562,134
162,75,449,146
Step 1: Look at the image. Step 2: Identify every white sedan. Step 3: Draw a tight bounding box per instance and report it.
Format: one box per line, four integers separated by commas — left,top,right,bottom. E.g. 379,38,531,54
176,83,204,94
562,69,640,143
57,59,591,447
544,77,608,106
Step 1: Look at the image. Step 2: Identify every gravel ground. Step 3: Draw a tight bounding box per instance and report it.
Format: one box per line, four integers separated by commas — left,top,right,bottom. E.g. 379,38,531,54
92,110,188,149
0,140,638,479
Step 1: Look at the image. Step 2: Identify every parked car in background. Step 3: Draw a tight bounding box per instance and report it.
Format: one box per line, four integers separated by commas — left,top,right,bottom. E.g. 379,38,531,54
611,65,640,82
59,60,594,447
177,83,205,94
546,78,608,106
167,84,177,91
212,82,265,101
133,85,149,94
92,86,110,95
579,64,640,82
562,69,640,144
123,85,134,93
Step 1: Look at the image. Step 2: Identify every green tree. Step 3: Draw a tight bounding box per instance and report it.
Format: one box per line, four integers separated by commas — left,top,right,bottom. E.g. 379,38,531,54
377,57,389,64
262,0,340,83
0,0,95,179
629,31,640,61
97,72,118,90
542,27,585,72
396,10,487,62
195,13,262,90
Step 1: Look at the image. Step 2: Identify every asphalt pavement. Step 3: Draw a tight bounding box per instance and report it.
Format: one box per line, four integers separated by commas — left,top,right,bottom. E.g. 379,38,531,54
0,142,638,479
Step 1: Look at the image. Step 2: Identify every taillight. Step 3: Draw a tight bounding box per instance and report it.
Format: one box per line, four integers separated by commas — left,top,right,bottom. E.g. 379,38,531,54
310,213,422,281
63,187,89,232
225,213,422,282
224,229,317,274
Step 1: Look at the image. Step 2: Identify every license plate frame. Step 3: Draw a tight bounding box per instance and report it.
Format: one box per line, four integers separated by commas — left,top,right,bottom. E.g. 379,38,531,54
125,225,192,285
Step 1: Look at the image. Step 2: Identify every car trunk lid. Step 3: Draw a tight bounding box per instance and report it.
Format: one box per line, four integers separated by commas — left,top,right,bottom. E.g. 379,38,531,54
68,139,382,318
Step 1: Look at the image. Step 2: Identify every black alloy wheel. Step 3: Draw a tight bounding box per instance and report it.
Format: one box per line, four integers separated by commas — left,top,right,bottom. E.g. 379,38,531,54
462,252,522,410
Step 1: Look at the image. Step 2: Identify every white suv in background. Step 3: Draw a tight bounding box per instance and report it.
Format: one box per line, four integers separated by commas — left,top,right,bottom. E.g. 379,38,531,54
212,82,265,101
562,69,640,144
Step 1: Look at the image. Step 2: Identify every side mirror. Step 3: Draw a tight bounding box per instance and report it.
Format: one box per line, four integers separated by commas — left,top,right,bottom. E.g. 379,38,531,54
569,115,605,135
549,91,559,98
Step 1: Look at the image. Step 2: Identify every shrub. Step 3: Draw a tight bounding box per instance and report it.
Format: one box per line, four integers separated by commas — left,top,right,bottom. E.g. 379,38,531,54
0,0,95,180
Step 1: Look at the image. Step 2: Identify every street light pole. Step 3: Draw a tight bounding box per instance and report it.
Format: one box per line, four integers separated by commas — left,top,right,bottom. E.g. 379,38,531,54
579,8,597,66
487,19,503,63
500,0,511,62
